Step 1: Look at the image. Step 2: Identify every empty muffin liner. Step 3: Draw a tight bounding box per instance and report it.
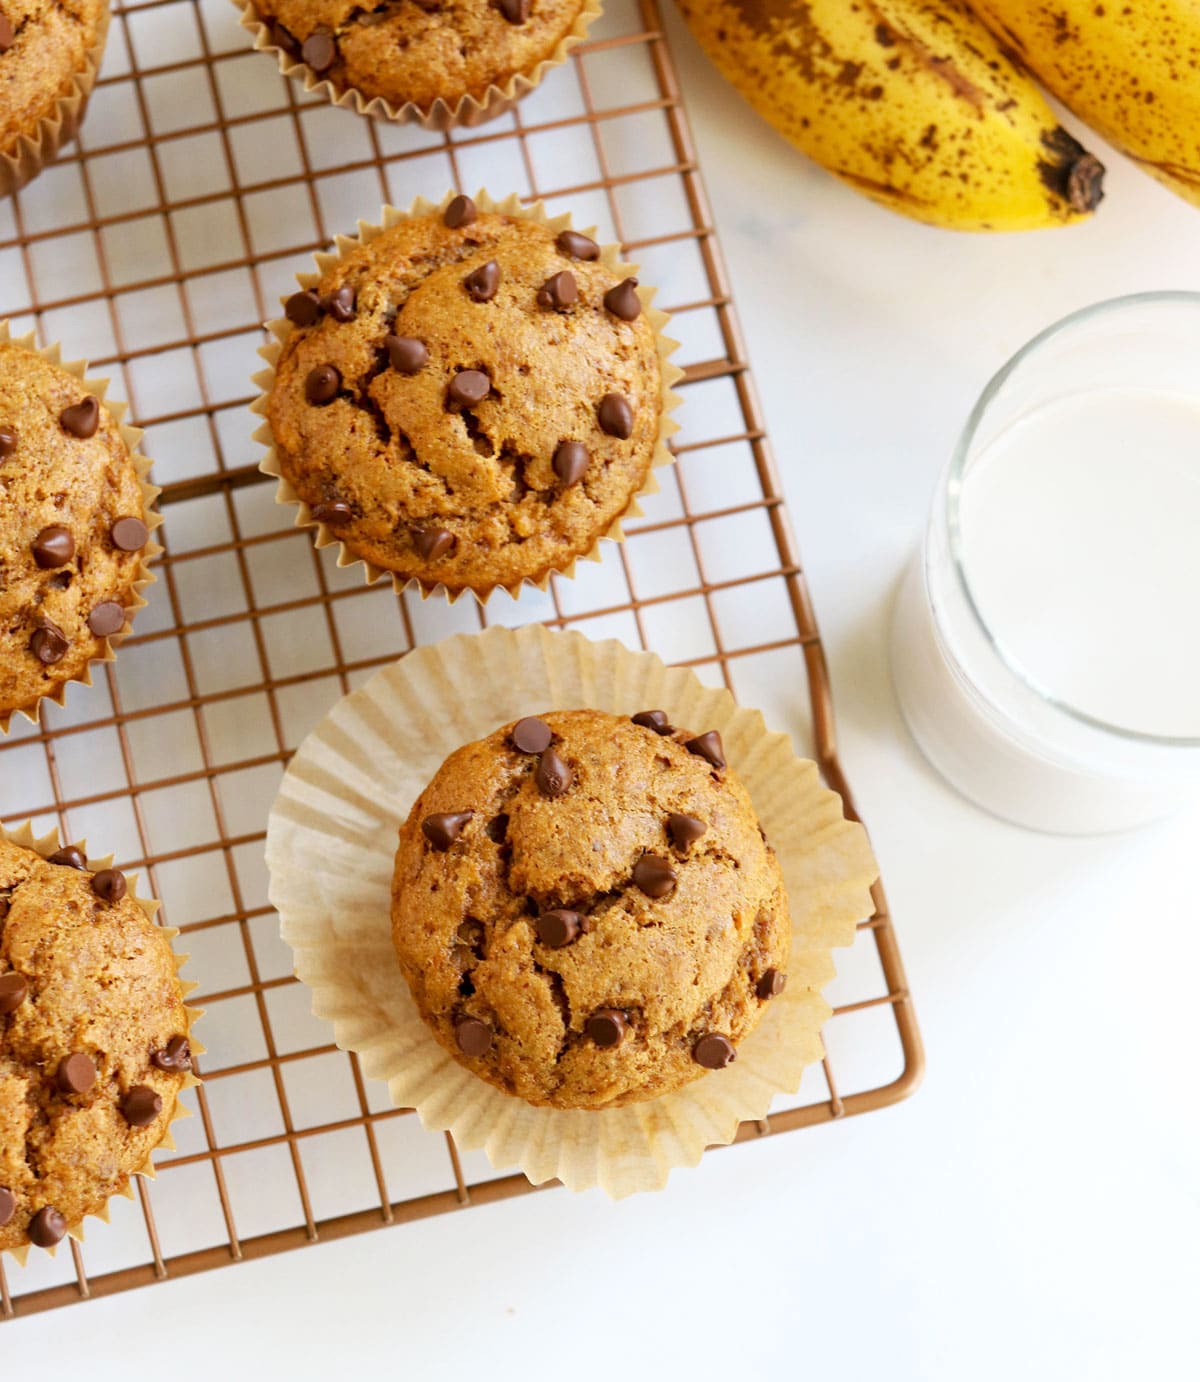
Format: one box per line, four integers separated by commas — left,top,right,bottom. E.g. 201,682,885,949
266,625,879,1198
238,0,603,131
0,319,162,735
0,4,111,199
0,820,203,1265
253,189,683,604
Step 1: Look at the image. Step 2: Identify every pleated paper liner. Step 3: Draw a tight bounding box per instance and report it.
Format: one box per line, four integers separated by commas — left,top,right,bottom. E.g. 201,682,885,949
253,189,683,604
238,0,603,131
0,821,203,1266
0,320,163,735
266,625,879,1198
0,5,111,198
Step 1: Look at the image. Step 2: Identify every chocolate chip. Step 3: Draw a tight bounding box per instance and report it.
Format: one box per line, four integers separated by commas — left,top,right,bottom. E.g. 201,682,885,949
447,369,490,407
586,1008,627,1047
324,285,356,322
667,813,706,848
463,260,500,302
88,602,125,637
0,973,29,1014
284,289,323,326
111,516,149,552
56,1053,97,1095
60,396,99,439
444,194,477,229
422,811,472,849
455,1016,492,1056
152,1036,192,1072
632,709,672,735
301,29,336,72
536,909,583,948
122,1085,162,1128
48,845,86,870
305,364,341,405
311,500,353,525
686,731,726,770
494,0,531,21
536,270,577,311
28,1206,66,1248
385,334,428,375
30,622,68,664
32,525,75,569
0,426,16,457
604,278,642,321
0,1188,14,1228
0,16,13,53
535,748,572,797
693,1033,736,1069
511,716,552,754
633,853,676,897
413,526,455,561
756,968,787,1000
271,21,301,55
597,393,633,439
555,230,599,261
552,440,589,487
92,868,127,904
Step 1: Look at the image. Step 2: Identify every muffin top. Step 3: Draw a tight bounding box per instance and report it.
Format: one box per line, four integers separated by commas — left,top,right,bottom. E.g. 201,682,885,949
266,202,664,596
0,837,193,1254
0,0,108,149
0,340,152,725
390,709,791,1110
256,0,585,110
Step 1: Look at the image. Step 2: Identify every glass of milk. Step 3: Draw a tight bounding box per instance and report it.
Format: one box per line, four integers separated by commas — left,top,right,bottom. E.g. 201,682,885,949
891,292,1200,833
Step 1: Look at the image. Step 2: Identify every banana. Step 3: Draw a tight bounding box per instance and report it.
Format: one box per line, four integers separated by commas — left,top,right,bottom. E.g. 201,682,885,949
971,0,1200,206
675,0,1105,230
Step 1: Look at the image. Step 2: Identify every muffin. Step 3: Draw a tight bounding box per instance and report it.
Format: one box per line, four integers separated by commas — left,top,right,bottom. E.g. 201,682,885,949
258,194,678,600
390,708,791,1110
0,829,196,1256
0,0,110,197
0,326,158,731
243,0,599,128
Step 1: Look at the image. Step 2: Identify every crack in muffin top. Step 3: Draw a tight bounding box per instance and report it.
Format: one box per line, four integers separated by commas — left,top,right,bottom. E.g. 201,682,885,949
0,0,108,149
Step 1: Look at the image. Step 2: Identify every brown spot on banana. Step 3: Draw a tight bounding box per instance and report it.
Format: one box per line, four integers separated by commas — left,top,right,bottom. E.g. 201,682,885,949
1038,127,1106,210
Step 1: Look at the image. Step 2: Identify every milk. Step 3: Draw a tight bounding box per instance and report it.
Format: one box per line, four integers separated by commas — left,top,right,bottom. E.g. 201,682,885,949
891,385,1200,833
957,389,1200,740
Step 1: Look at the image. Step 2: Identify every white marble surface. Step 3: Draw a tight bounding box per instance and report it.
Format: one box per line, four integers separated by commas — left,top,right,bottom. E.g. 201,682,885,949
9,18,1200,1378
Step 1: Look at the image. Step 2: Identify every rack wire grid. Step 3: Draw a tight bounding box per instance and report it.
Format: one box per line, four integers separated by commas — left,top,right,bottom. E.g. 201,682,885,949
0,0,923,1318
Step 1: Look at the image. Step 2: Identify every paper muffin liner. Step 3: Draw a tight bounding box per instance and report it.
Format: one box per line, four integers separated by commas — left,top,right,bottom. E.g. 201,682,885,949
238,0,602,131
266,625,879,1198
0,820,203,1265
253,189,683,604
0,5,111,199
0,319,162,735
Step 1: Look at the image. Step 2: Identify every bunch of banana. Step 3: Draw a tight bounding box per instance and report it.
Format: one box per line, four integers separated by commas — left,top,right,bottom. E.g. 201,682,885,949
971,0,1200,207
675,0,1106,230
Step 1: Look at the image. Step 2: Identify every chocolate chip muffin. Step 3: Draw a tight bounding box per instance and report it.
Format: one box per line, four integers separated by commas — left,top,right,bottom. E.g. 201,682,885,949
262,196,672,598
0,333,156,730
390,709,791,1110
0,834,195,1255
250,0,590,119
0,0,110,194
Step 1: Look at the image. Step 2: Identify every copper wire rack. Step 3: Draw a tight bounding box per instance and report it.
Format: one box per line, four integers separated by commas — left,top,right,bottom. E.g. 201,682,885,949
0,0,923,1318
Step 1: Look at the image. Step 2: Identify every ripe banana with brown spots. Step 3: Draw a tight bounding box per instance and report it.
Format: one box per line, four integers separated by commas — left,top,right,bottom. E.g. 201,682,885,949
674,0,1105,230
970,0,1200,207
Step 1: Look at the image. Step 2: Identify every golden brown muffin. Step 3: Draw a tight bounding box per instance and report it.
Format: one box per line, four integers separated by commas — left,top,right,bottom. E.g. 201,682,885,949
390,709,791,1110
0,836,193,1254
265,201,664,597
254,0,586,112
0,0,108,159
0,338,153,727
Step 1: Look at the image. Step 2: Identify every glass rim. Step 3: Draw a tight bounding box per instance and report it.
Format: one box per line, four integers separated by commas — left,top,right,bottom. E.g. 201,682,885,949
945,290,1200,750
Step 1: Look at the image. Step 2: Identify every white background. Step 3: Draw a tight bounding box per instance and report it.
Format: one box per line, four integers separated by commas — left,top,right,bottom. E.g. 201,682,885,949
8,13,1200,1378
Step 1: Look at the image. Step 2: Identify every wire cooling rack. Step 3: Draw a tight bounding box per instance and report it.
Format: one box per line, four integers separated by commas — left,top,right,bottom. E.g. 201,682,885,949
0,0,923,1318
